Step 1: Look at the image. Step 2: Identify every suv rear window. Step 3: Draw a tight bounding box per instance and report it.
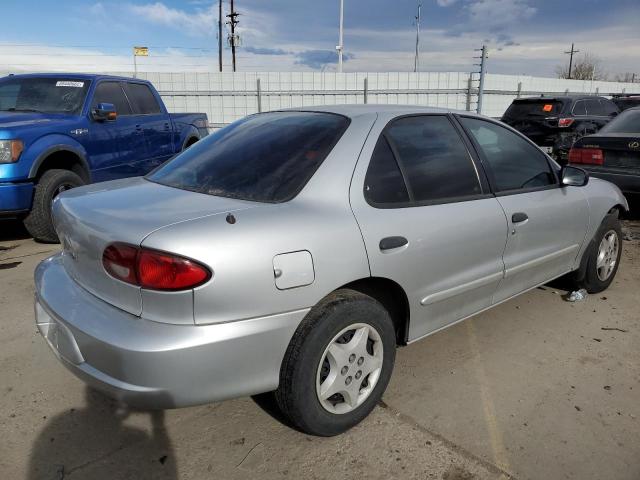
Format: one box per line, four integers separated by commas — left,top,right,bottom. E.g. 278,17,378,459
503,100,563,118
599,109,640,133
148,111,350,202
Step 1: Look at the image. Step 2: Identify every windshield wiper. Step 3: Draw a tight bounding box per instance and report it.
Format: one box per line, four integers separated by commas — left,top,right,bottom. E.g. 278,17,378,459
4,107,44,113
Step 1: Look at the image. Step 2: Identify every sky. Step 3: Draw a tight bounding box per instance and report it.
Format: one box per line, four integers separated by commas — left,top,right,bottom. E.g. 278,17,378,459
0,0,638,78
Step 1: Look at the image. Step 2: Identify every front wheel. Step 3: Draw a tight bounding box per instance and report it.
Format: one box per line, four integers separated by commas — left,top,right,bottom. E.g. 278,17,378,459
275,289,396,436
578,212,623,293
23,169,85,243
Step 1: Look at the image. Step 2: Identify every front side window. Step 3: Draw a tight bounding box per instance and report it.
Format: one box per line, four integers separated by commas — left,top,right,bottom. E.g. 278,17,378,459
369,115,481,205
148,111,350,203
92,82,132,116
0,77,90,114
123,83,162,115
460,117,556,192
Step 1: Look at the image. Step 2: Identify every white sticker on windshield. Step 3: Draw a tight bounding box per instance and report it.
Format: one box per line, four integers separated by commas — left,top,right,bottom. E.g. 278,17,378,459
56,81,84,88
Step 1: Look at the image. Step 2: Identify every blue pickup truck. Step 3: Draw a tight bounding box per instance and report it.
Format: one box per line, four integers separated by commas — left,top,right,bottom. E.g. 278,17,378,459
0,73,208,241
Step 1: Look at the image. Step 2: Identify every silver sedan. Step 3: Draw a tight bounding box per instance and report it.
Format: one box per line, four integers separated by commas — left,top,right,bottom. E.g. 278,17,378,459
35,105,628,436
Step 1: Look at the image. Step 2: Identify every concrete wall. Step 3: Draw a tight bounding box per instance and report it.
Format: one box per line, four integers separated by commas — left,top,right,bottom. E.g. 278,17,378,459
3,70,639,124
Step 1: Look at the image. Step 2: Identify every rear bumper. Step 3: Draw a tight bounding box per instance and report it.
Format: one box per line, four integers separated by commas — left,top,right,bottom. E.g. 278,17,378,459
0,181,33,214
582,168,640,195
35,253,308,409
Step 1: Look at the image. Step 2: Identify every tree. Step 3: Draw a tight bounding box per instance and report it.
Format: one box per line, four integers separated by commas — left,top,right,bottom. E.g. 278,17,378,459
613,72,637,83
556,53,608,81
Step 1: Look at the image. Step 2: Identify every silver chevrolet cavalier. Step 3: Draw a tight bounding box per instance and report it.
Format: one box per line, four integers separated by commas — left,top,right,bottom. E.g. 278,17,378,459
35,105,628,436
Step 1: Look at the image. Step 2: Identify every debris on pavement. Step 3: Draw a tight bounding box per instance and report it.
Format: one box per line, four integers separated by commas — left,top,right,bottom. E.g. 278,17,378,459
565,289,588,302
601,327,629,333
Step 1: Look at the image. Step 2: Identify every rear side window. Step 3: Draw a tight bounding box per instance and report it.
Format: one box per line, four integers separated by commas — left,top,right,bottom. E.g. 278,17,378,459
460,117,556,193
572,100,587,116
124,83,162,114
383,116,481,203
364,136,410,205
148,111,350,203
585,98,604,116
92,82,131,115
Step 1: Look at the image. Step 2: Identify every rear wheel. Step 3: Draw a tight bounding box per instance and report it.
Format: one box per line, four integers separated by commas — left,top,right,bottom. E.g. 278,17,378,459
577,213,622,293
23,169,84,243
275,289,396,436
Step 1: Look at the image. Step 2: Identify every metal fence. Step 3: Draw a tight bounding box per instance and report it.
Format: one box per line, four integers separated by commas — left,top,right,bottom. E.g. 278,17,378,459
3,70,640,125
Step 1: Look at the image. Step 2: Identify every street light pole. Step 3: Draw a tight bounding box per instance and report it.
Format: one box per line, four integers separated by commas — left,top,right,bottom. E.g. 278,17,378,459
337,0,344,72
414,2,422,72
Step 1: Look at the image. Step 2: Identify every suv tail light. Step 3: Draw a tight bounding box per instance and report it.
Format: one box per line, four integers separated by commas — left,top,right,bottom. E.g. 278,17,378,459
568,147,604,165
558,118,575,128
103,243,211,291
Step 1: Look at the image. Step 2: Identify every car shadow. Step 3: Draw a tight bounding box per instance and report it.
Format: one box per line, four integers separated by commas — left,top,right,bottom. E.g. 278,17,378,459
0,219,31,242
27,387,178,480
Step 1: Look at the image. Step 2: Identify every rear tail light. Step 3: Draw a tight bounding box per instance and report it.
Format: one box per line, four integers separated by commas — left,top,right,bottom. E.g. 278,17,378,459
568,147,604,165
102,243,211,291
558,118,575,128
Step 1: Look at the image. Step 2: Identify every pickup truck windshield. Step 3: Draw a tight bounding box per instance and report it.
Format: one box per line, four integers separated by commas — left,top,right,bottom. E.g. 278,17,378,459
0,77,90,114
148,111,350,203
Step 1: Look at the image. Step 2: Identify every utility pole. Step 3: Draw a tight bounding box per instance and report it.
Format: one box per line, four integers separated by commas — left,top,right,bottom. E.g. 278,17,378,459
218,0,223,72
564,43,579,79
474,45,488,114
227,0,240,72
336,0,344,72
414,2,422,72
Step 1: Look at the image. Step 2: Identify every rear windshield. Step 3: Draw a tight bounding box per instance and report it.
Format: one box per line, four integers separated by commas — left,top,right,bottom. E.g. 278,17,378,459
599,109,640,134
148,111,350,202
503,100,563,118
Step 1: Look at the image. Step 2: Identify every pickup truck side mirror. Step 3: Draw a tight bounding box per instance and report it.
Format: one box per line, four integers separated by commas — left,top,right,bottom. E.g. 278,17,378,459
561,165,589,187
92,103,117,122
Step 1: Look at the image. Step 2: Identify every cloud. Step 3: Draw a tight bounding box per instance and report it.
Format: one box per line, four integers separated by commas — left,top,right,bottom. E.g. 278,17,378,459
244,46,290,56
127,2,216,36
294,50,354,69
436,0,458,6
467,0,536,30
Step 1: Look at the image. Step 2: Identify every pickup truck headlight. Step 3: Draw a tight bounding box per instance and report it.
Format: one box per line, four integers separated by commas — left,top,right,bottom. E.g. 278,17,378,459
0,140,24,164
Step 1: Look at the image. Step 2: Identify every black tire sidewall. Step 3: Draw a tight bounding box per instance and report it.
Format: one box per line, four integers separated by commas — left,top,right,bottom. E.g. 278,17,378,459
277,290,396,436
583,214,623,293
23,169,84,243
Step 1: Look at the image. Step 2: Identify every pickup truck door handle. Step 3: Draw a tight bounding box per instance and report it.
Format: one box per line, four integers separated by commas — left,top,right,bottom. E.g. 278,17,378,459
512,212,529,223
379,236,408,251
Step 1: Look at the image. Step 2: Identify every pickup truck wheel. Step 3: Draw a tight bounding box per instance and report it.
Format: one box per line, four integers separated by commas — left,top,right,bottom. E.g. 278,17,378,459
275,289,396,436
578,213,622,293
23,169,85,243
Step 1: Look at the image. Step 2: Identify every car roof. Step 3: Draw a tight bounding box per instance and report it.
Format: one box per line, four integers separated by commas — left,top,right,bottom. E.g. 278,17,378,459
280,104,474,119
1,72,144,83
515,95,610,103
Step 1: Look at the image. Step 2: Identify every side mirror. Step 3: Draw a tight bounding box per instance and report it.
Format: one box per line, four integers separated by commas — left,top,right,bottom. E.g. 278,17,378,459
92,103,117,122
561,165,589,187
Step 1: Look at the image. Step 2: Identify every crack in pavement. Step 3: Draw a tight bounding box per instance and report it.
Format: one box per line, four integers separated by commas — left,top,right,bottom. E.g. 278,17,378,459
378,400,518,480
0,249,57,262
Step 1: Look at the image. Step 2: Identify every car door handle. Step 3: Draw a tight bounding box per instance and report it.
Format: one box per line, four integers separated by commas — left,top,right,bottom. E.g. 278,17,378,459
164,122,170,130
135,124,143,132
379,236,408,251
512,212,528,223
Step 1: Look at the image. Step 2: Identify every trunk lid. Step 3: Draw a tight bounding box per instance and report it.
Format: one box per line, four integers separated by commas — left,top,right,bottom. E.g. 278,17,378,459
578,134,640,172
53,177,260,316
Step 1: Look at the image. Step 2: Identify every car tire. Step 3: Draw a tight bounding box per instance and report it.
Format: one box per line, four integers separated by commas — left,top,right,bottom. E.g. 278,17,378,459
23,169,84,243
275,289,396,436
578,212,623,293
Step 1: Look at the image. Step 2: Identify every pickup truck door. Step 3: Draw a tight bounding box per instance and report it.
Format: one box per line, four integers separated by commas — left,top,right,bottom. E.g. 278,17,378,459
123,82,174,170
87,81,148,182
350,114,508,342
457,115,589,303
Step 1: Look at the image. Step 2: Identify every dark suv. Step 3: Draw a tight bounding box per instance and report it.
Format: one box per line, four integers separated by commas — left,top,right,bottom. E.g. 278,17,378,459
611,94,640,112
502,95,619,164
